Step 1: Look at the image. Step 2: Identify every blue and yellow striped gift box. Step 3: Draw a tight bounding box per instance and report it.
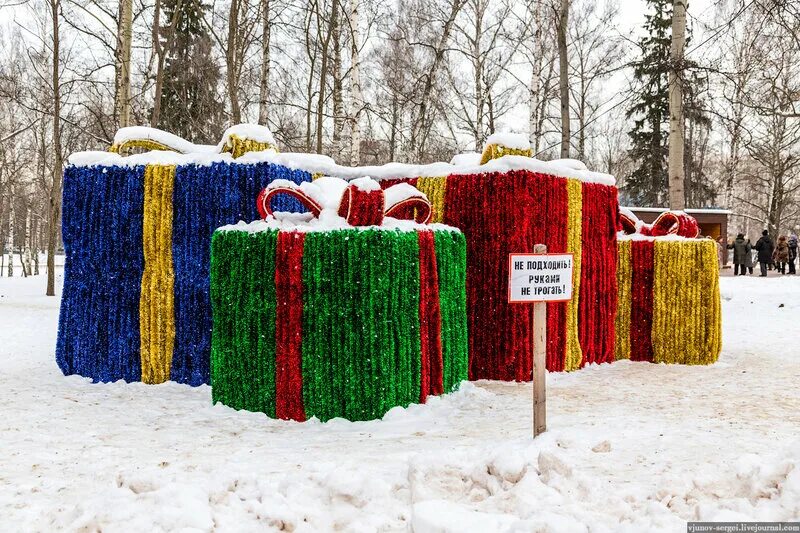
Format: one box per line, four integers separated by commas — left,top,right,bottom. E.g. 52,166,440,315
56,156,312,385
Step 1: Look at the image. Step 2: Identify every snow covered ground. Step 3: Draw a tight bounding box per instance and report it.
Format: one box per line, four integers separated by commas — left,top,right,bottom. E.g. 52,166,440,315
1,272,798,532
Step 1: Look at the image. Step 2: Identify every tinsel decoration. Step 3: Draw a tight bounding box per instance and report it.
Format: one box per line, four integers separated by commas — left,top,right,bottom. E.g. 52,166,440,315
615,238,721,365
441,170,571,379
416,176,448,223
578,182,618,366
337,184,385,226
110,139,176,155
629,239,655,362
57,164,145,383
650,211,700,238
651,239,721,364
209,226,468,422
274,231,307,420
614,239,632,360
222,134,278,158
140,165,177,384
563,178,583,371
379,169,620,378
57,160,312,385
479,144,533,165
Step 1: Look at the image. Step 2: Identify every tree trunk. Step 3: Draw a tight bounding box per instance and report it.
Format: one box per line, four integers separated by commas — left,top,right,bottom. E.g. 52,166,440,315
226,0,242,124
528,2,544,150
557,0,570,159
348,0,362,165
32,216,39,276
668,0,686,210
315,0,339,153
332,3,344,156
114,0,133,128
389,94,398,161
7,185,14,278
258,0,271,125
47,0,63,296
473,1,484,150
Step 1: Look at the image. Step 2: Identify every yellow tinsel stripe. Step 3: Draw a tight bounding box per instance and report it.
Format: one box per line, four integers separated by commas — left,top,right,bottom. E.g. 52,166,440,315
563,178,583,371
651,239,721,365
416,176,448,223
140,164,176,384
312,172,324,181
222,134,278,158
479,144,532,165
614,239,632,360
110,139,178,155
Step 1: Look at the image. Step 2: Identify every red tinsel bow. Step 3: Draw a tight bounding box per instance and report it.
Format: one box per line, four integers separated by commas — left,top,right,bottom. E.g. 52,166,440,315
257,177,433,226
620,209,700,238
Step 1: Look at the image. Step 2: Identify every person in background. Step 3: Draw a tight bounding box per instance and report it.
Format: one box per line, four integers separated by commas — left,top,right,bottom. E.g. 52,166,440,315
754,230,775,277
727,233,751,276
773,235,790,274
788,234,798,275
745,239,755,275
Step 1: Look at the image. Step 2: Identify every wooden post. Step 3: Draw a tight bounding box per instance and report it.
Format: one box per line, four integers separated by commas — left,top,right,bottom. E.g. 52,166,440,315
532,243,547,437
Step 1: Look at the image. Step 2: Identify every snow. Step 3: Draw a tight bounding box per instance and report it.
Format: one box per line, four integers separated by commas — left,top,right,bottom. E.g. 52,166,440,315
449,152,481,166
484,132,531,151
218,215,456,235
219,124,277,147
113,126,218,154
347,176,382,192
2,273,798,530
383,182,427,207
68,145,616,186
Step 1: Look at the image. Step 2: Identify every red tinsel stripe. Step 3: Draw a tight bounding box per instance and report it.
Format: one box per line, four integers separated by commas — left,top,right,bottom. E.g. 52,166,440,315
443,170,568,381
379,177,418,189
629,239,655,362
579,182,619,366
274,231,307,421
418,230,443,401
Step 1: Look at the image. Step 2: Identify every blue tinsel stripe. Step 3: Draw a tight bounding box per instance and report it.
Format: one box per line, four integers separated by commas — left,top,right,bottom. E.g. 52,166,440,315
170,161,312,385
56,165,145,382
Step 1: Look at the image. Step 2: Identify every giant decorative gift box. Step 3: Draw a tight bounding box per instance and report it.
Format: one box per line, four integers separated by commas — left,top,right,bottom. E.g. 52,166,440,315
615,210,722,364
210,178,468,421
373,135,619,380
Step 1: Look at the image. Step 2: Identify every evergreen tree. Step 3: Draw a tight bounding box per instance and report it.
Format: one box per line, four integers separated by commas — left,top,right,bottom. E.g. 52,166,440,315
159,0,224,142
624,0,714,208
624,0,672,207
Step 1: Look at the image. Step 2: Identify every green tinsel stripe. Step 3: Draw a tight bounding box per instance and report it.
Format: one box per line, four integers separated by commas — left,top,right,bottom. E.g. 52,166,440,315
434,230,469,392
210,229,278,417
302,229,421,421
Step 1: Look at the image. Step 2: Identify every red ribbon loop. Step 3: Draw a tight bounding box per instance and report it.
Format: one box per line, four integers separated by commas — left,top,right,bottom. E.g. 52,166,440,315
385,197,433,224
257,186,322,220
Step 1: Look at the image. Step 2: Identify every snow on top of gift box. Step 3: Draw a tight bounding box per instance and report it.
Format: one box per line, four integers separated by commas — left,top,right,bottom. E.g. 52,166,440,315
67,125,615,185
449,152,482,166
483,132,531,151
218,123,277,149
219,176,460,234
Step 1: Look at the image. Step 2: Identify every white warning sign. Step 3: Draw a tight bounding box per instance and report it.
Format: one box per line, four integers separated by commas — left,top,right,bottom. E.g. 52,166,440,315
508,253,574,303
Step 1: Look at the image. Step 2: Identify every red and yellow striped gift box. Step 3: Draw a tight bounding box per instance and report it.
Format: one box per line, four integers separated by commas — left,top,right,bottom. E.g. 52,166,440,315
615,237,722,364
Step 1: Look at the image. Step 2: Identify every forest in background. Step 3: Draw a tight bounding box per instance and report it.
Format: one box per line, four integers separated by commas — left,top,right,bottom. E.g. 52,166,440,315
0,0,798,291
